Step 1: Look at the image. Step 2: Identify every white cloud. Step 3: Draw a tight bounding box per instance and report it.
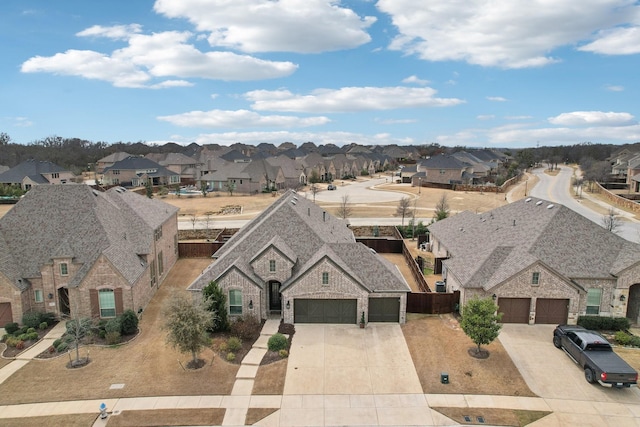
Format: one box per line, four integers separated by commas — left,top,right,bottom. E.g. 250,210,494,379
11,117,34,128
153,0,375,53
579,27,640,55
157,109,330,128
77,24,142,40
486,96,507,102
477,115,495,120
21,31,297,87
377,0,640,68
505,115,533,120
402,75,429,85
486,124,640,146
375,118,417,125
605,84,624,92
245,86,464,113
548,111,636,127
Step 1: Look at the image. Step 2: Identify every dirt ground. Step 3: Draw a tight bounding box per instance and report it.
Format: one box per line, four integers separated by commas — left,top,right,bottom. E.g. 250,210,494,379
0,258,240,406
402,314,536,397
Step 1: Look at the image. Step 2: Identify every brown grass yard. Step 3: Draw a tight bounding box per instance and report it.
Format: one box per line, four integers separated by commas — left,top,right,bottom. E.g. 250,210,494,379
0,258,240,406
402,314,536,397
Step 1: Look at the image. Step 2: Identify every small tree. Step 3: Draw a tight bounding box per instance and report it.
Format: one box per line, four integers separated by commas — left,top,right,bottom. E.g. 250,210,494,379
144,180,153,198
602,207,621,233
200,181,208,197
66,318,92,367
460,297,502,358
308,170,321,184
225,180,236,196
309,184,319,203
433,193,450,221
202,281,229,332
337,194,352,220
396,197,412,226
163,291,212,368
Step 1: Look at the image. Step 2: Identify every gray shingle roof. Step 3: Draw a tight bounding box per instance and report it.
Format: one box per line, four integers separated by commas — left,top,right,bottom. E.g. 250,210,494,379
420,154,467,170
0,184,178,289
188,190,409,293
428,197,640,290
0,159,69,184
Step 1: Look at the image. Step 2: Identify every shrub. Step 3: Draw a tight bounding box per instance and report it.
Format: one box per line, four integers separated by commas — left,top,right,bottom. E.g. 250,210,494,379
99,330,107,339
278,349,289,358
104,318,121,334
5,336,19,347
227,336,242,352
4,322,19,335
27,332,39,341
577,316,630,331
267,333,288,352
22,311,43,329
230,315,261,341
105,331,121,345
1,334,7,343
38,322,48,330
26,327,36,334
14,340,24,350
218,342,228,352
18,326,29,335
56,341,69,352
119,310,139,335
53,338,62,349
40,312,57,326
48,345,56,354
18,333,30,341
226,352,235,362
615,331,632,346
203,281,230,333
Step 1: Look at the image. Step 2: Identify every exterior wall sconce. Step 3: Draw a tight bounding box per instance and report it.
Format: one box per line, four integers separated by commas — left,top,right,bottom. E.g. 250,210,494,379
48,293,54,300
286,300,290,309
620,294,626,302
249,299,253,309
492,294,497,301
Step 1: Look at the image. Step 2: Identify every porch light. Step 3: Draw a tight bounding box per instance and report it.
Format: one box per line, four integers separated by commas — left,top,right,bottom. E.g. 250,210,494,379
620,294,626,302
286,300,290,309
492,294,497,301
249,299,253,309
48,293,54,300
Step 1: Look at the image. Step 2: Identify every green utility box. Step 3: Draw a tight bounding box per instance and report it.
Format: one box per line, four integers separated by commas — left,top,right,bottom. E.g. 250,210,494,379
440,372,449,384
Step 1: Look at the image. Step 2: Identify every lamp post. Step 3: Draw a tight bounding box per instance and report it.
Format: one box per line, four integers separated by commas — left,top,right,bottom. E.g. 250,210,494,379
418,177,422,194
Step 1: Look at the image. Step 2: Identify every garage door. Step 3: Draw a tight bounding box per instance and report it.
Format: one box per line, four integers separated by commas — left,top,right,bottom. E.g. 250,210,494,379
498,298,530,324
294,299,357,324
0,303,12,325
368,298,400,322
535,298,569,324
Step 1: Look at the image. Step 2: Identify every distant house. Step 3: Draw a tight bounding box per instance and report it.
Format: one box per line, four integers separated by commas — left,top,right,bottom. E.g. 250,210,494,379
101,156,180,188
145,152,202,182
0,159,76,190
428,197,640,325
187,190,410,324
414,154,470,188
0,185,179,324
96,152,131,173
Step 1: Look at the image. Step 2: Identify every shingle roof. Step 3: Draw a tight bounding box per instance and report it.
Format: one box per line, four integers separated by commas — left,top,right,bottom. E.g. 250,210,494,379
420,154,467,170
0,184,178,289
428,197,640,290
188,190,410,293
0,159,69,184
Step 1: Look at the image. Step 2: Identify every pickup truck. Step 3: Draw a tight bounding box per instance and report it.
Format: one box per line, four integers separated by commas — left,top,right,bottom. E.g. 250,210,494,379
553,325,638,388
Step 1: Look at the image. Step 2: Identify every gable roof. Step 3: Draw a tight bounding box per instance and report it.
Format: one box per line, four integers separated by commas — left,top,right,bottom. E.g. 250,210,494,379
0,159,69,184
420,154,467,170
0,184,178,289
428,197,640,290
188,190,409,293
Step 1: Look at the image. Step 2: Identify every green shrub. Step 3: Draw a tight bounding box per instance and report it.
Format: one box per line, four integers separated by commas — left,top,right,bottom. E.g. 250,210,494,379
18,326,29,335
53,338,62,348
230,315,261,341
630,335,640,347
227,336,242,352
119,309,139,335
99,330,107,339
267,333,288,352
226,352,235,362
4,322,19,335
18,333,30,341
40,312,57,326
27,332,39,341
218,342,228,352
22,311,43,329
5,336,19,347
26,327,36,334
1,334,7,343
38,322,48,330
577,316,630,331
105,331,121,345
104,318,121,334
56,341,69,352
615,331,632,346
278,349,289,358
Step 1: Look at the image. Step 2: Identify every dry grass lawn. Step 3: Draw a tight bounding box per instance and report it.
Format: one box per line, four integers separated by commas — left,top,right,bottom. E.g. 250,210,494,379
403,314,536,397
0,414,98,427
245,408,279,425
252,358,287,395
105,408,225,427
615,347,640,372
0,258,240,406
432,407,551,426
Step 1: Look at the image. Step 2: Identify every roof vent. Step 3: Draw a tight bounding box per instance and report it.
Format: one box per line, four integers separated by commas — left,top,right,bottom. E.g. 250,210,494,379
547,204,554,209
513,220,516,226
323,211,326,222
290,200,296,205
525,198,532,203
536,201,543,206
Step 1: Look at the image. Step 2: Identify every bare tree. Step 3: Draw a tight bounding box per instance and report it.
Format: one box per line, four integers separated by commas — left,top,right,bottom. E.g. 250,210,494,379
225,180,236,196
602,207,621,233
309,184,319,203
204,211,214,238
396,197,412,226
189,211,198,231
337,194,352,220
433,193,450,221
66,318,92,367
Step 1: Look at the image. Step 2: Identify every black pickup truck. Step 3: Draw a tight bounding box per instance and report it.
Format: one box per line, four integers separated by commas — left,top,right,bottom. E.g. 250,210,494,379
553,325,638,388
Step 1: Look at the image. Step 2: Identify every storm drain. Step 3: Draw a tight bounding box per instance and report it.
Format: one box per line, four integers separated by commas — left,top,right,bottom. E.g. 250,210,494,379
462,415,485,424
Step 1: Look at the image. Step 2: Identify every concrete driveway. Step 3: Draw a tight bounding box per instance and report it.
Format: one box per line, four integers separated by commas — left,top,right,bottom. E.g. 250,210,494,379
284,324,422,395
499,324,640,404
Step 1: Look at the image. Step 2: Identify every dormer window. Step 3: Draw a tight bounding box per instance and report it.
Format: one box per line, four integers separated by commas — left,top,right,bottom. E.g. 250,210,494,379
60,263,68,276
269,260,276,272
322,272,329,285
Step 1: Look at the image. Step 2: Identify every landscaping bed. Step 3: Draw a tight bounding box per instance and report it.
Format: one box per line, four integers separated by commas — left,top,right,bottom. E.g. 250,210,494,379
1,312,58,359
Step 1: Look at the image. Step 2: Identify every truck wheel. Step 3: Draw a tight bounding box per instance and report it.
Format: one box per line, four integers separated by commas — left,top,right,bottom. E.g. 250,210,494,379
553,336,561,348
584,368,596,384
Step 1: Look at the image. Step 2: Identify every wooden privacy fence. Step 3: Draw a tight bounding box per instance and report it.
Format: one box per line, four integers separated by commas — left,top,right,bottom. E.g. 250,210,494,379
178,242,224,258
407,291,460,314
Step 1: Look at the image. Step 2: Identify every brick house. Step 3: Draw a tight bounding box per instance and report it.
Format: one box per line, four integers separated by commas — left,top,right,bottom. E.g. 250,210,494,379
0,184,179,324
0,159,76,190
188,190,410,324
101,156,180,187
428,197,640,325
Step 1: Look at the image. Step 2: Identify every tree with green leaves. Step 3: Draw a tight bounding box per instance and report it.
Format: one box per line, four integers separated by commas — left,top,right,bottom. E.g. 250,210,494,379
144,180,153,198
460,297,503,358
200,181,208,197
163,291,212,367
202,281,229,332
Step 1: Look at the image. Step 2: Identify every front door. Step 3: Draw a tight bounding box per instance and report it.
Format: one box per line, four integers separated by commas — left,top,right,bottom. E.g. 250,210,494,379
269,281,281,311
58,287,70,316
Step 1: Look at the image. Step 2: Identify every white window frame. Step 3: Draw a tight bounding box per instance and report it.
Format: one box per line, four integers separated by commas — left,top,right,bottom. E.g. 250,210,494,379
322,272,329,285
60,263,68,276
586,288,602,315
35,289,44,303
531,272,540,285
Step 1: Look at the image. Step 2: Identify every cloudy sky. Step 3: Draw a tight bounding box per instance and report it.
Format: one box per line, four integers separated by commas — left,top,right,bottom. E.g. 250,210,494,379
2,0,640,148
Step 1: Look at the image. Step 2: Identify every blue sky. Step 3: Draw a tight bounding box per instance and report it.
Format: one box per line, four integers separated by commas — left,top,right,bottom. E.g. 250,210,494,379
1,0,640,148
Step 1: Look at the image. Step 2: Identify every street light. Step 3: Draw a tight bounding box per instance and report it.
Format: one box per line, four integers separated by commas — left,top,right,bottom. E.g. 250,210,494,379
418,177,422,194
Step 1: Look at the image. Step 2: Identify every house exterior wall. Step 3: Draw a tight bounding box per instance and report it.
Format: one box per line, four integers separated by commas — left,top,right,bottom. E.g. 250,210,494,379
0,273,25,324
250,247,294,284
103,169,139,186
217,269,263,319
280,258,369,324
424,168,462,185
614,262,640,317
573,277,617,318
43,171,75,185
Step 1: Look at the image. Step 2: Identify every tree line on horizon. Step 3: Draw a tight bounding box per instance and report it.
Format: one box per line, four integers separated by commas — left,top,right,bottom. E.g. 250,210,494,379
0,132,636,177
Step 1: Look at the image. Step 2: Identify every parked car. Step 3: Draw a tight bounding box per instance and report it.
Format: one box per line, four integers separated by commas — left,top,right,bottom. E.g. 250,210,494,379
553,325,638,388
327,184,336,190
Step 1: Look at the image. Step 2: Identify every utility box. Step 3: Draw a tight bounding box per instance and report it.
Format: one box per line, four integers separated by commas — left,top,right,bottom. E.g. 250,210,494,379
435,281,446,293
440,372,449,384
